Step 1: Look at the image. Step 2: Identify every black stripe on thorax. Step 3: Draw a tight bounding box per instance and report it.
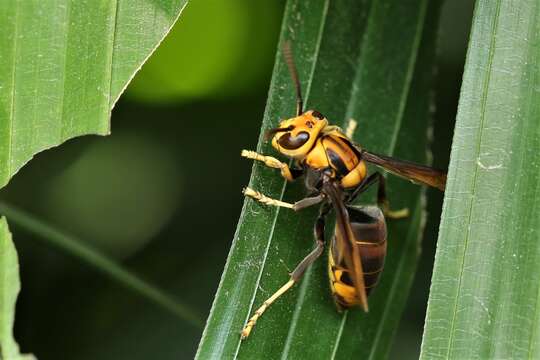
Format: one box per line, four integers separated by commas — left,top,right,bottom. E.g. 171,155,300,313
324,136,350,176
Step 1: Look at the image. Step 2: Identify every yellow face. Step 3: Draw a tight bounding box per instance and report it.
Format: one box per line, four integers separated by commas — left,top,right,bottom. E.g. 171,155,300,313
270,110,328,159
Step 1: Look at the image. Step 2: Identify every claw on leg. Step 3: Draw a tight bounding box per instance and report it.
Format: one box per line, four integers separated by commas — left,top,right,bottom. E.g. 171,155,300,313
381,201,409,219
243,187,294,209
241,279,295,340
240,207,328,340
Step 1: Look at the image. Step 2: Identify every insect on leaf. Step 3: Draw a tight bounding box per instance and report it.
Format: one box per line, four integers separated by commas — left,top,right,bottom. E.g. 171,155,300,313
197,0,443,358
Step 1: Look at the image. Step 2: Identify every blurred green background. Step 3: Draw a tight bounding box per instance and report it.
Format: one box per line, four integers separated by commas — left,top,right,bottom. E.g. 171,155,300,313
0,0,473,358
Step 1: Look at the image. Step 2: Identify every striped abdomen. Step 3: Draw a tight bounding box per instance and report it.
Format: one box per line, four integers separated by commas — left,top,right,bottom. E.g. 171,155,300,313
328,206,387,309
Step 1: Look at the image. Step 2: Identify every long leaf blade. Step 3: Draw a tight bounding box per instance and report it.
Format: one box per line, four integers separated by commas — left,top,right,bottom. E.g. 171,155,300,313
197,0,442,358
421,0,540,358
0,0,188,188
0,217,34,360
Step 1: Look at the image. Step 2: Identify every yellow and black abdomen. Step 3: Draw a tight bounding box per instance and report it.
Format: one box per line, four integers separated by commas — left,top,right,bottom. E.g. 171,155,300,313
328,206,387,309
304,133,367,188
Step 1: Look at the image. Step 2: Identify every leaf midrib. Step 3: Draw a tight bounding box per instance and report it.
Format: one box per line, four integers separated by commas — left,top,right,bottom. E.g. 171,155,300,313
525,8,540,357
367,0,428,357
7,1,20,178
445,1,502,358
330,310,349,359
277,1,331,357
232,1,331,358
105,0,120,121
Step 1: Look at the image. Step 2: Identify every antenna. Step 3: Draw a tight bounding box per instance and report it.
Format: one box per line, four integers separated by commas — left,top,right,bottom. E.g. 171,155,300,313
282,41,304,116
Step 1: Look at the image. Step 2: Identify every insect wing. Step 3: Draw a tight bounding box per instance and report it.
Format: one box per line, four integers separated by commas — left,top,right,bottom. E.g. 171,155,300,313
362,150,447,190
324,182,369,311
347,206,387,294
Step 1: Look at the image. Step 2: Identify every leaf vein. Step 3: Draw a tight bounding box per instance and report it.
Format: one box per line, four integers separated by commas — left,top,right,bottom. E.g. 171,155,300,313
278,1,330,356
446,1,502,358
7,1,20,178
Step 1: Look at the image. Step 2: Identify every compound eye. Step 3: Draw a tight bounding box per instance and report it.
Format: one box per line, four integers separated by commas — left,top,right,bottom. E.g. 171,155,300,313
311,110,325,120
278,131,310,149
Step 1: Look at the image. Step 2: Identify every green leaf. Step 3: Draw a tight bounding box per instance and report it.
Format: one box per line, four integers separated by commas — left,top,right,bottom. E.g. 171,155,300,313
0,217,34,360
421,1,540,359
0,0,188,188
197,0,442,358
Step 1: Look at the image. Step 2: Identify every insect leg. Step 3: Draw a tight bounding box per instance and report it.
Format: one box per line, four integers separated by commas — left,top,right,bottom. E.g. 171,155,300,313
243,187,324,211
241,150,302,181
241,206,329,339
348,172,409,219
345,118,358,139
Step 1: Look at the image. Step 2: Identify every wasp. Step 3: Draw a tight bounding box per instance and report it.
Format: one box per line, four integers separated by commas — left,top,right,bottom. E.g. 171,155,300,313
240,42,446,339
